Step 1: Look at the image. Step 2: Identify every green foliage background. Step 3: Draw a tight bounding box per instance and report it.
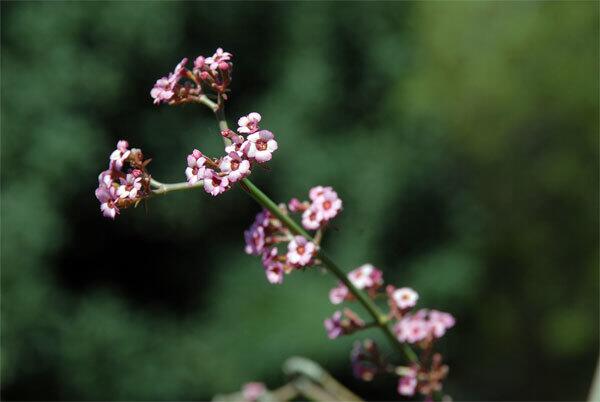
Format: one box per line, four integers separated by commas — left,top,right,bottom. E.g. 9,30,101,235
1,2,598,400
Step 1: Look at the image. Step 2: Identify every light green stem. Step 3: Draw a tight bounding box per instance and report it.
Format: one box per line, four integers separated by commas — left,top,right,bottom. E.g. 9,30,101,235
150,95,418,364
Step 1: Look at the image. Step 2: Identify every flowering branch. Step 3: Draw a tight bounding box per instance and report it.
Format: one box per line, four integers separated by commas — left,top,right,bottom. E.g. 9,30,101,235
94,48,455,400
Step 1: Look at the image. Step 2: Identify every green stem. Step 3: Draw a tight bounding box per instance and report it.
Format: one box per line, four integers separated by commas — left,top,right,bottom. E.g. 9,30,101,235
240,178,418,362
151,96,419,364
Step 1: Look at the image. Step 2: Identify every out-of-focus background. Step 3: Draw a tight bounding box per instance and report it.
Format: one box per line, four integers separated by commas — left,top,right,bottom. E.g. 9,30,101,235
1,2,598,400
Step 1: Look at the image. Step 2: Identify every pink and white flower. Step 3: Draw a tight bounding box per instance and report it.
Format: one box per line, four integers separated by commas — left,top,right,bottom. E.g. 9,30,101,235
394,309,455,344
150,77,176,105
203,169,229,196
237,112,261,134
95,185,119,219
302,206,324,230
392,287,419,310
219,152,250,182
329,283,349,305
150,58,188,105
117,173,142,200
313,190,342,221
286,236,315,266
244,224,266,255
324,311,344,339
309,186,334,201
243,130,278,163
428,310,456,338
109,140,131,171
348,264,383,290
185,149,206,185
205,48,232,71
397,368,418,396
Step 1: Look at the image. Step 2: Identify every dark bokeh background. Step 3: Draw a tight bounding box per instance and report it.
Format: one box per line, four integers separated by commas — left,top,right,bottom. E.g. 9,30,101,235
1,2,598,401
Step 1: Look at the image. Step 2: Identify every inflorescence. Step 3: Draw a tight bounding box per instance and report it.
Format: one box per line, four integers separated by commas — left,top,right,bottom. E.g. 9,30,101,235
94,47,456,400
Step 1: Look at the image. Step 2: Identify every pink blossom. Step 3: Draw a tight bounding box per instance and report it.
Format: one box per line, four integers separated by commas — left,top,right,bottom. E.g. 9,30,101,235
242,382,266,402
348,264,383,290
185,149,206,185
265,262,285,285
170,58,188,84
243,130,278,163
324,311,344,339
219,152,251,182
244,224,266,255
193,56,205,71
392,287,419,310
203,169,229,196
95,185,119,219
309,186,334,202
329,283,349,304
286,236,315,266
205,47,232,71
150,77,175,105
98,169,114,187
428,310,456,338
117,173,142,200
288,198,309,212
394,309,455,344
313,190,342,221
302,206,324,230
150,58,188,105
398,368,418,396
109,140,131,171
237,112,261,134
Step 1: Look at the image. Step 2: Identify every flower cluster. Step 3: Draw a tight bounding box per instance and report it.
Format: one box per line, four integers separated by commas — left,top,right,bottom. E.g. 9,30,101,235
185,112,277,196
287,186,343,230
243,186,342,284
151,48,233,105
95,140,151,219
324,265,454,399
396,353,450,398
329,263,384,304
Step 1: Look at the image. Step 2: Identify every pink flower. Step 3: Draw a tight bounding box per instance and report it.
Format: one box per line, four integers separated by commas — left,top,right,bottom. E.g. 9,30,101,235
329,283,349,304
185,149,206,185
324,311,344,339
394,309,455,343
288,198,309,212
428,310,456,338
309,186,334,201
313,190,342,221
109,140,131,171
219,151,251,182
95,185,119,219
150,77,175,105
242,382,266,402
301,206,324,230
392,287,419,310
261,248,285,284
193,55,205,71
398,368,418,396
203,169,229,196
150,58,188,105
205,47,232,71
286,236,315,266
243,130,278,163
237,112,261,134
348,264,383,290
244,224,266,255
169,58,188,84
117,173,142,200
98,169,114,187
